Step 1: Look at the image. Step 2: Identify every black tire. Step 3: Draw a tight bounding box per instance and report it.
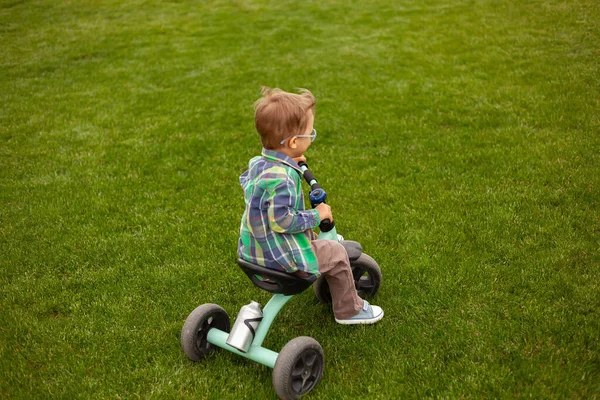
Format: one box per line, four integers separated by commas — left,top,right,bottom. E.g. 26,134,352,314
273,336,324,400
313,253,382,303
352,253,382,298
313,276,332,303
181,303,230,362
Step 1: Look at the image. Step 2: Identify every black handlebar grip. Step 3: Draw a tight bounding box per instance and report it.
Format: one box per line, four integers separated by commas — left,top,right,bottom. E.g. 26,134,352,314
301,169,317,185
298,163,321,190
320,219,335,232
298,161,332,232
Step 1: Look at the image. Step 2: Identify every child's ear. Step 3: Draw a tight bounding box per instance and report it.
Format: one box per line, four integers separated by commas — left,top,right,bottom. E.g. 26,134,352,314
289,137,298,149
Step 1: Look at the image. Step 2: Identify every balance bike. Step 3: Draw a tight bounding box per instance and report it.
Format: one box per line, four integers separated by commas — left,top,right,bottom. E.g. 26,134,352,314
181,162,382,399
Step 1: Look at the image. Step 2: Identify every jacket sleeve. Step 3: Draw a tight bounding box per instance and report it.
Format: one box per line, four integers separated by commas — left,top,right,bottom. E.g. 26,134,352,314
267,176,321,234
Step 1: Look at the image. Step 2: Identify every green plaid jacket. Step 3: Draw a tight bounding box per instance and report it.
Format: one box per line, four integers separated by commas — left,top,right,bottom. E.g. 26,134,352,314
238,149,321,278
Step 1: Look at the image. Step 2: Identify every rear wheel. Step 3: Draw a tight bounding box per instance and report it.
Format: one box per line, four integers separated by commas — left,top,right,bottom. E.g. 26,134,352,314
273,336,324,400
181,303,230,362
313,253,382,303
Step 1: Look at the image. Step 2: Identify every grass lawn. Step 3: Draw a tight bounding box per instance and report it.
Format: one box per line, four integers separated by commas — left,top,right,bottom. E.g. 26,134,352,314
1,0,599,398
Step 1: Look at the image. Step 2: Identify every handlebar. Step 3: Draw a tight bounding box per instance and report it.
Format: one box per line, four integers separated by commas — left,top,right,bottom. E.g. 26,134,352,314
297,161,335,233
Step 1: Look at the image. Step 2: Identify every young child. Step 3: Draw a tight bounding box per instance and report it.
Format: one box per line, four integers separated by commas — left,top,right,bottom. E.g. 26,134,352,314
238,87,384,325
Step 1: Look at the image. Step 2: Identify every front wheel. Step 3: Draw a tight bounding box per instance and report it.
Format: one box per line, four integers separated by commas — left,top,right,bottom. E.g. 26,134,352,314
273,336,324,400
313,253,382,303
181,303,230,362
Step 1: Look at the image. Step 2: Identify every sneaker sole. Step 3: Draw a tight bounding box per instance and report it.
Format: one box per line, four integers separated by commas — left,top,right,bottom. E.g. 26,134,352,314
335,310,384,325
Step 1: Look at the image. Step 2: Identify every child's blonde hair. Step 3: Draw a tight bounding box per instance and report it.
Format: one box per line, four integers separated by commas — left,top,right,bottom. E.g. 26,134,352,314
253,86,316,149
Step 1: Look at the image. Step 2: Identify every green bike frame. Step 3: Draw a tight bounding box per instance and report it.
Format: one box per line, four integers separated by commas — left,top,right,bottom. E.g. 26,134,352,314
206,293,291,368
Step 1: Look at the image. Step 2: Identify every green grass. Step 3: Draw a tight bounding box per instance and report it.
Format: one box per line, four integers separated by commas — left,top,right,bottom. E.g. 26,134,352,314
1,0,599,398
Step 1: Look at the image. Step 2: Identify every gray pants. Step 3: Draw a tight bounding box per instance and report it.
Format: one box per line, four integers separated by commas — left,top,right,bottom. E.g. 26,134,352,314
311,240,363,320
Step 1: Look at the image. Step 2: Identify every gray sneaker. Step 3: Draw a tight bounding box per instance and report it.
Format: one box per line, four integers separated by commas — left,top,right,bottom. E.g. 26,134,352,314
335,300,384,325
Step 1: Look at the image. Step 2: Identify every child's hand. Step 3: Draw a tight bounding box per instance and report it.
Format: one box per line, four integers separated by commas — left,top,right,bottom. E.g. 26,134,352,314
293,155,307,165
316,203,333,222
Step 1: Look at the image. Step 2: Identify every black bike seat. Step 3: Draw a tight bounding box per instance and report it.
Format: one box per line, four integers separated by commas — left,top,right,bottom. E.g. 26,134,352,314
236,259,313,296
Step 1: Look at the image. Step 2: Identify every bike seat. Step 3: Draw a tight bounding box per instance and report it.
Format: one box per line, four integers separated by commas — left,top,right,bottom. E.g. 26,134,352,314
236,259,314,296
